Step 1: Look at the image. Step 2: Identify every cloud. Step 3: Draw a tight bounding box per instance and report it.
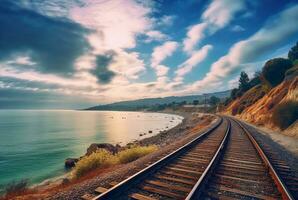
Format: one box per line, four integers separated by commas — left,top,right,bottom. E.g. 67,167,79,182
6,56,36,66
183,23,208,53
0,63,100,90
144,30,169,43
15,0,81,18
155,65,169,77
0,86,98,109
91,53,116,84
109,50,146,80
183,0,250,54
228,77,239,89
189,4,298,92
0,0,90,75
0,0,152,106
202,0,247,28
231,25,245,32
22,0,153,51
151,41,178,78
70,0,153,51
151,41,178,67
176,45,213,77
67,0,149,82
157,15,175,27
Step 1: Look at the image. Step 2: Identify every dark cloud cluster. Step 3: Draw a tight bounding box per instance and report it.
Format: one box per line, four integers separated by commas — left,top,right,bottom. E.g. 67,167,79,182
92,53,116,84
0,0,119,85
0,0,90,75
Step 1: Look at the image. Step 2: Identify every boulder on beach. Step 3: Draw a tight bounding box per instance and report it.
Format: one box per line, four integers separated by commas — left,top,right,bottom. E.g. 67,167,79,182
86,143,119,156
65,158,79,169
61,178,70,185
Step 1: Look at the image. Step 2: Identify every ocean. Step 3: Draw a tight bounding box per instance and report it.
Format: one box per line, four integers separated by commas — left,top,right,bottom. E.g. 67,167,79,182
0,110,182,191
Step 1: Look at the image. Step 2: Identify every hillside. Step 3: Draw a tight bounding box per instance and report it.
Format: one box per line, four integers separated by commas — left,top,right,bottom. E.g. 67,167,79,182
224,41,298,137
225,74,298,137
86,90,230,111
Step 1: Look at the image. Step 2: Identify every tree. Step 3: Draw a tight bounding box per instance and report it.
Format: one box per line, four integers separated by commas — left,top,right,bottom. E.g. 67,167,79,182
231,88,238,100
249,71,261,88
261,58,293,87
193,100,199,105
209,96,220,105
288,42,298,62
224,97,231,106
238,71,250,92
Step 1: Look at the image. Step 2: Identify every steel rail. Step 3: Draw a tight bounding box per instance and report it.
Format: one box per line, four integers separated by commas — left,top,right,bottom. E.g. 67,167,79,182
185,118,231,200
92,116,224,200
233,118,294,200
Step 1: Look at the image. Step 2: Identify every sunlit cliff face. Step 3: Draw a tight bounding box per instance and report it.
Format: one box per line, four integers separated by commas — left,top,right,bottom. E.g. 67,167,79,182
0,0,298,108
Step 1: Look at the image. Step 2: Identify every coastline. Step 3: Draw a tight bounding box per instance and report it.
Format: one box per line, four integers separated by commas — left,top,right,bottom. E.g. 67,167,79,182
5,111,184,194
49,112,217,200
35,111,184,186
0,110,183,194
4,111,217,200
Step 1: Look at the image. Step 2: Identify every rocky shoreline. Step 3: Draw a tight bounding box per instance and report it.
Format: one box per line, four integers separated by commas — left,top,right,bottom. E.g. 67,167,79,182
47,112,216,200
64,112,184,169
65,143,122,169
7,112,216,200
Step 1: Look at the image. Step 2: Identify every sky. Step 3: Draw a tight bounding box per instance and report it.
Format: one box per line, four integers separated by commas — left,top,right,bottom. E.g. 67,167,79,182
0,0,298,109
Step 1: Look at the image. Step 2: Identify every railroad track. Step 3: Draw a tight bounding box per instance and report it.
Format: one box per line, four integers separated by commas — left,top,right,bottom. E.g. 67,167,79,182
82,116,295,200
238,121,298,199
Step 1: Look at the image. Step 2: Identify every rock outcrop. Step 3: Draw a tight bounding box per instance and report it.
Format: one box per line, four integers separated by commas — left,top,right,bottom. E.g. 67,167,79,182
64,143,122,168
65,158,79,169
86,143,120,156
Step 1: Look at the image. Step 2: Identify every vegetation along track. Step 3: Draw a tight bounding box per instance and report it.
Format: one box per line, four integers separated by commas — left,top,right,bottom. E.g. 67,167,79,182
82,116,295,200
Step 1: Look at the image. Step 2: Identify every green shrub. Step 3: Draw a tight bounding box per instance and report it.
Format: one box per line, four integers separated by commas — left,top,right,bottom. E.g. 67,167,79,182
261,58,293,87
117,145,158,164
249,71,261,88
285,65,298,78
272,101,298,130
231,88,238,100
72,150,117,178
5,179,28,195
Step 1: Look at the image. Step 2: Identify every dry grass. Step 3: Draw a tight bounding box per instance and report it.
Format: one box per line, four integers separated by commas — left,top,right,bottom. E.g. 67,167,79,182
72,150,118,179
117,145,158,164
72,145,157,178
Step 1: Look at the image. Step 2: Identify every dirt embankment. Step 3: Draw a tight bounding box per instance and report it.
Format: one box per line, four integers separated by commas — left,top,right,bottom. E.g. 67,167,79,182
225,76,298,137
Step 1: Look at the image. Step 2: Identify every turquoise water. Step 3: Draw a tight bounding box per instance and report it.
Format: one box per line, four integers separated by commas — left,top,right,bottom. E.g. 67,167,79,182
0,110,182,191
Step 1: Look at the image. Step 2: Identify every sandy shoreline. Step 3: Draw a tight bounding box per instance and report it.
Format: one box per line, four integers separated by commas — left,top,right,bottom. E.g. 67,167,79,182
2,112,216,200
